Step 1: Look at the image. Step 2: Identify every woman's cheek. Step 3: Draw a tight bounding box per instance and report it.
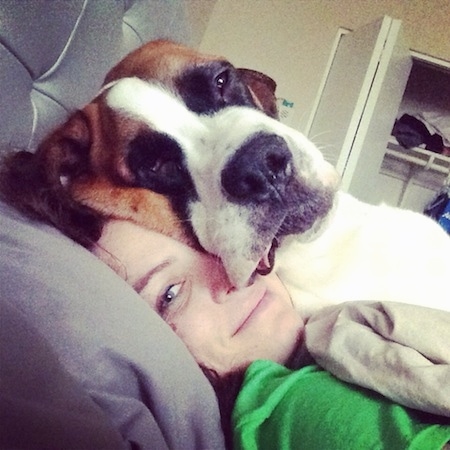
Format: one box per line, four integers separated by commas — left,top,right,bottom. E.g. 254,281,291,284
171,306,224,357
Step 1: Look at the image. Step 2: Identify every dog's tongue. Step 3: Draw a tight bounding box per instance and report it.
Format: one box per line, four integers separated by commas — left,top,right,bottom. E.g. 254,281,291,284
256,239,278,276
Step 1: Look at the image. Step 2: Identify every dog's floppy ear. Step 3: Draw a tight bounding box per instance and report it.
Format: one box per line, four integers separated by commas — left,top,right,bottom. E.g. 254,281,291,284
0,106,103,247
36,106,95,184
1,102,194,248
237,69,279,119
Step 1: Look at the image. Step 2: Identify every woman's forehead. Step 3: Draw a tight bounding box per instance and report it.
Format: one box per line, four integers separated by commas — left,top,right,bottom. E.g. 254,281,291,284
100,219,177,252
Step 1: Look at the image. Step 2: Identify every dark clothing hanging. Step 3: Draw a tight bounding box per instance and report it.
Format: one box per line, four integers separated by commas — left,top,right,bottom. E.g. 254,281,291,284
392,114,444,153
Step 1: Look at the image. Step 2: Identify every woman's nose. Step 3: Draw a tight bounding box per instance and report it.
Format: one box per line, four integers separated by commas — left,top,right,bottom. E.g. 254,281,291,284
197,256,234,304
201,254,261,305
214,274,261,305
210,273,237,304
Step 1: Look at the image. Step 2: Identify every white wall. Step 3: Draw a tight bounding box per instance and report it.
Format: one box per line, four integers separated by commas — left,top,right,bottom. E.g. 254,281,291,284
198,0,450,133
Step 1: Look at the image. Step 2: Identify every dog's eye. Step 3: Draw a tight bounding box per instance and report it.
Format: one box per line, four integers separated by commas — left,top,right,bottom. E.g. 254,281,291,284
215,71,228,95
156,160,182,177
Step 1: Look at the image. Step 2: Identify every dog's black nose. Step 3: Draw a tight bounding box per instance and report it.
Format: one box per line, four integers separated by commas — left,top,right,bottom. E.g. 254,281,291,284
221,132,292,203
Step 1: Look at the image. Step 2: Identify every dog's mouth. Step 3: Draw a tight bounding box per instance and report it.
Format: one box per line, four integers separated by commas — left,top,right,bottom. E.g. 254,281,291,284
255,238,279,276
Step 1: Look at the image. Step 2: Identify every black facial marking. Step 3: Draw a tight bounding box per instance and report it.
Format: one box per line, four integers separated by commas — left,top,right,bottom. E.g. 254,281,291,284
175,61,256,115
127,131,194,196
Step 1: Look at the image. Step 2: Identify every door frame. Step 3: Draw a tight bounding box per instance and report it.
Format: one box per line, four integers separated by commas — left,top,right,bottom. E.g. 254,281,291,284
304,27,350,137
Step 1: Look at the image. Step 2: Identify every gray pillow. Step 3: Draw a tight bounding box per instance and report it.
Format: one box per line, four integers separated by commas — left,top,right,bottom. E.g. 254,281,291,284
0,200,225,449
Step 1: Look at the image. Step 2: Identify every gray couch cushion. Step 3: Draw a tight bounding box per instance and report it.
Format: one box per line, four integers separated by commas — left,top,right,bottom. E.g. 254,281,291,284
0,0,190,151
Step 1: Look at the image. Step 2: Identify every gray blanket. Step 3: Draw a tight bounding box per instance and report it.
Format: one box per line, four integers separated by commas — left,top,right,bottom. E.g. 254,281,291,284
0,201,225,450
305,301,450,419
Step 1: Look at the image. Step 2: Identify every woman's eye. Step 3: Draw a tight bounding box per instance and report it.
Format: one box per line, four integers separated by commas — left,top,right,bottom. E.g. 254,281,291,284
158,283,182,314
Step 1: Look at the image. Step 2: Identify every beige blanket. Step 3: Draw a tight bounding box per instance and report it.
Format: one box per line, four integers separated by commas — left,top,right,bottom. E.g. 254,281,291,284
305,301,450,419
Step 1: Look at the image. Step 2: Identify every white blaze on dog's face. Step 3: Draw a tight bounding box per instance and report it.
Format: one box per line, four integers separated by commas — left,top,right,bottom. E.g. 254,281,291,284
188,108,340,287
105,77,207,157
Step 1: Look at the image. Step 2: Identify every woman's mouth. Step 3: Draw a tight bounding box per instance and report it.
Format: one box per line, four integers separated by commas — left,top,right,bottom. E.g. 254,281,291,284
232,288,268,336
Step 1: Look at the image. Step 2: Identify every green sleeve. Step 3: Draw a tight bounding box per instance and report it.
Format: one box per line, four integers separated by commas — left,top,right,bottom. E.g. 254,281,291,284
232,360,450,450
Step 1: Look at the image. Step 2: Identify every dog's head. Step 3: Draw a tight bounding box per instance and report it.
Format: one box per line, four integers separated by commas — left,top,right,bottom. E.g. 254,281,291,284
97,42,339,286
184,107,340,287
88,77,338,288
1,40,279,248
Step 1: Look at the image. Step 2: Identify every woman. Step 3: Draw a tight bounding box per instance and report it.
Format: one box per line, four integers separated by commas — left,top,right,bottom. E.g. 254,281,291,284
95,219,450,450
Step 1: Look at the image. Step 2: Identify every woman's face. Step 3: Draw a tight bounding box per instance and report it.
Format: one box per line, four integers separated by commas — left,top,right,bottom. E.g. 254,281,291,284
96,220,304,375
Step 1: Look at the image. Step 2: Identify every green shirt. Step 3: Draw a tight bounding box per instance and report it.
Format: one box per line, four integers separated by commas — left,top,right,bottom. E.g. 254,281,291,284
233,360,450,450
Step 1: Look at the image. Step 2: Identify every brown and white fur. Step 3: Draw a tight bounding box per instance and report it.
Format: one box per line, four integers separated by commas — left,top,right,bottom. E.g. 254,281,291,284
1,40,278,249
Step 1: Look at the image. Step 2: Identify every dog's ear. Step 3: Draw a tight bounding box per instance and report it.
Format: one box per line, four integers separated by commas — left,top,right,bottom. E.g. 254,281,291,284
237,69,279,119
0,106,103,247
35,105,97,184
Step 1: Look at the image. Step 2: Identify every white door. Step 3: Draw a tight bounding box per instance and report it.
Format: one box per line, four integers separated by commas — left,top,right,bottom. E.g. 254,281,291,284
307,16,412,204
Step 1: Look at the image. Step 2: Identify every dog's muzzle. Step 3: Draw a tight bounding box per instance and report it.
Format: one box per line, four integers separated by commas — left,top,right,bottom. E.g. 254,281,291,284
221,132,293,277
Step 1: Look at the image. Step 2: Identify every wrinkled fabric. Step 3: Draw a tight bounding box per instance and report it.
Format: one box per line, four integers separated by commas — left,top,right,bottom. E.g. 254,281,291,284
305,301,450,418
0,301,126,450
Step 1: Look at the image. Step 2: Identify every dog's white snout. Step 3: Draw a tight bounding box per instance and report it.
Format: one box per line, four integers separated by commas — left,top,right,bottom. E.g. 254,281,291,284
221,132,292,203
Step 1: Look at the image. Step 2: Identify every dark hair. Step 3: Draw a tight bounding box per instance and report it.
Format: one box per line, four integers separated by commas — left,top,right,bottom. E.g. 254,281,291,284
200,331,311,449
0,149,105,249
201,365,246,450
